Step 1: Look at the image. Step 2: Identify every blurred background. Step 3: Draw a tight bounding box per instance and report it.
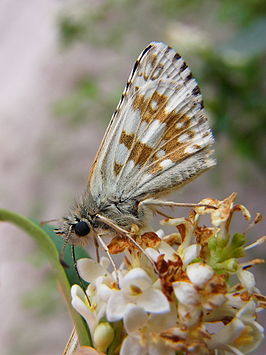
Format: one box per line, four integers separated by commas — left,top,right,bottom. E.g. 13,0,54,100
0,1,265,354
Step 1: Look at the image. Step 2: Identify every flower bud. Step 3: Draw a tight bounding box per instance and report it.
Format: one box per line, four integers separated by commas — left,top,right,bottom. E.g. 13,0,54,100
93,322,114,353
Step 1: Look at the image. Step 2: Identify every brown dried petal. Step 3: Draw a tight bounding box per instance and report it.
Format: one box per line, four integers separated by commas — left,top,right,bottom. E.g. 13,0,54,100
232,204,251,221
108,236,131,254
195,226,216,245
138,231,161,248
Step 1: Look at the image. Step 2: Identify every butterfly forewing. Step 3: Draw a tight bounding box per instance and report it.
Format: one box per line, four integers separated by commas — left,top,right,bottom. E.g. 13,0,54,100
89,42,215,203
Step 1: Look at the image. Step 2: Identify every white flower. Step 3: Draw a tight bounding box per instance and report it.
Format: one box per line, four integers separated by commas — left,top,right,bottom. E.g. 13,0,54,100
120,306,177,355
120,334,175,355
173,263,226,326
237,269,256,292
187,263,214,287
207,300,264,353
145,241,177,262
161,216,201,265
106,267,170,323
71,284,105,336
173,263,217,305
77,257,112,285
71,257,114,335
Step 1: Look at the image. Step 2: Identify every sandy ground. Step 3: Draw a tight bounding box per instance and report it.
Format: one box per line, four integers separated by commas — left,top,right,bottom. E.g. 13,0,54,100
0,1,265,355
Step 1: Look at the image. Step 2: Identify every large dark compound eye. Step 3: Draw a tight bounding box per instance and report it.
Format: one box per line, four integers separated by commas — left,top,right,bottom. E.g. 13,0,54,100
74,221,90,236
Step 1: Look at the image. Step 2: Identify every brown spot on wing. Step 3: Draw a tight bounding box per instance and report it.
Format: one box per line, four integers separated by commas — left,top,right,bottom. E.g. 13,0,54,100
163,114,191,140
168,148,188,162
148,136,200,175
149,53,157,68
133,92,168,123
149,163,163,174
133,92,193,139
161,138,177,154
114,162,123,176
120,131,134,149
129,141,153,166
203,131,210,138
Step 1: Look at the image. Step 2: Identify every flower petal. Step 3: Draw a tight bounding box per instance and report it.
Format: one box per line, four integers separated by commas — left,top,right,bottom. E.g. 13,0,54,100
236,300,256,321
207,319,245,349
173,281,199,305
158,241,177,261
149,343,175,355
98,283,112,302
148,307,177,332
181,244,200,265
106,291,128,322
121,268,152,292
71,285,98,334
136,288,170,314
203,293,226,310
237,269,255,291
178,303,201,326
120,335,144,355
77,258,106,283
124,304,148,333
234,320,264,353
187,263,214,287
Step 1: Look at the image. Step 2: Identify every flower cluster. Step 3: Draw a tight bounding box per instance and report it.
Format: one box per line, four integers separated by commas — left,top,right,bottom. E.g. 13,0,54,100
71,193,265,355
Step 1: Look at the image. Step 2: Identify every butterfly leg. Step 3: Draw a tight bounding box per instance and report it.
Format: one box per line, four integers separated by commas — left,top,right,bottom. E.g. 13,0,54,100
155,209,175,219
93,235,100,263
96,234,119,286
96,214,159,274
140,198,217,210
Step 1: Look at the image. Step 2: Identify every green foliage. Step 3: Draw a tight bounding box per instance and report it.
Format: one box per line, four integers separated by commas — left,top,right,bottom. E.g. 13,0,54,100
218,0,266,25
208,232,246,273
201,51,266,167
58,15,87,47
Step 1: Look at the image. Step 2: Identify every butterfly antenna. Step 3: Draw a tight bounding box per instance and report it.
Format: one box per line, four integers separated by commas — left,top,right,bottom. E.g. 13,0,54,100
40,218,61,226
71,245,91,307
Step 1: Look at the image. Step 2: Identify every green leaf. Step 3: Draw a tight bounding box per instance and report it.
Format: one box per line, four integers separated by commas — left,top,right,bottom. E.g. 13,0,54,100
0,209,91,346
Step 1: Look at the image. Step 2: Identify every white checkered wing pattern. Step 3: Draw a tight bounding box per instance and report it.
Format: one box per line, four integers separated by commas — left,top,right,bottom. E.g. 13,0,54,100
88,42,215,203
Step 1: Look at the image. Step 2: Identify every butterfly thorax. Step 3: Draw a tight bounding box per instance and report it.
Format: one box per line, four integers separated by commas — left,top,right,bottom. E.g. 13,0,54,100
57,191,147,246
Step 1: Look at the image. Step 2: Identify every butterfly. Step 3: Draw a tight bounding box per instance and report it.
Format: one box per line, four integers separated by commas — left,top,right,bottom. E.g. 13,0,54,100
56,42,215,253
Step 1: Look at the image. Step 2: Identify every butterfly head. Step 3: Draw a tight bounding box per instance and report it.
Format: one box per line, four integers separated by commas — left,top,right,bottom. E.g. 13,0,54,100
55,213,94,247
